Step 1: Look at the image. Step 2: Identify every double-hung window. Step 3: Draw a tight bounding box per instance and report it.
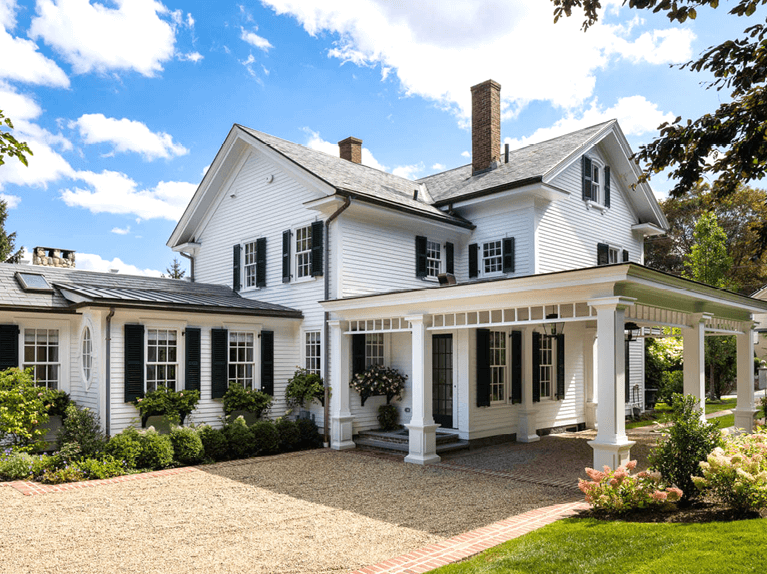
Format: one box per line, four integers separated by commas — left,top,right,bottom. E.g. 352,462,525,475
365,333,385,368
295,226,312,280
146,329,178,392
538,335,553,399
243,241,258,288
483,240,503,274
24,329,60,389
608,246,620,264
229,331,256,389
489,331,507,403
305,331,321,375
426,241,442,278
591,163,600,204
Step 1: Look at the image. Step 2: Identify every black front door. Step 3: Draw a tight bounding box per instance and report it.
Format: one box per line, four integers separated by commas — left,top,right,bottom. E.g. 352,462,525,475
432,334,453,428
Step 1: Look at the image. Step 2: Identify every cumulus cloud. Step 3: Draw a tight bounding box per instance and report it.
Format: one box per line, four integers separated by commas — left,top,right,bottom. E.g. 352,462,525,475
0,193,21,208
73,114,188,160
29,0,178,77
240,27,273,51
111,225,130,235
392,163,424,180
461,151,470,158
262,0,694,120
431,163,445,170
76,252,162,277
177,51,203,63
60,170,197,220
303,128,389,172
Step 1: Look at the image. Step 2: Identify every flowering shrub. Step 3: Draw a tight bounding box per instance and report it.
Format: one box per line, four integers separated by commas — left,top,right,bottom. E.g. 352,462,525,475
578,460,683,513
692,428,767,512
350,365,407,406
222,383,272,417
133,387,200,427
0,449,34,480
285,368,325,408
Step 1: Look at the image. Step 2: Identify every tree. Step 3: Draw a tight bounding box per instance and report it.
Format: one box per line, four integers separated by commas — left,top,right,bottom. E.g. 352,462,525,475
552,0,767,250
0,109,32,167
0,199,22,263
164,258,186,279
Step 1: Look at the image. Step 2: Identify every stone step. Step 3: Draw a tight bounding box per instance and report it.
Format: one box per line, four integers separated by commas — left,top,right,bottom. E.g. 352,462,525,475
355,435,470,455
358,429,463,446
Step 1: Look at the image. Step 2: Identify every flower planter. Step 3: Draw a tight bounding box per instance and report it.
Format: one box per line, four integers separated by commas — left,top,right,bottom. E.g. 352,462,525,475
226,410,258,426
142,415,173,434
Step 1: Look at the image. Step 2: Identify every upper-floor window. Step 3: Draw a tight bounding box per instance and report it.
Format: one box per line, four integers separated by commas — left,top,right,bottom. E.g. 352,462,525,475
282,222,323,283
24,328,59,389
426,241,442,278
597,242,628,266
295,225,312,280
469,237,514,279
609,246,620,264
229,331,256,389
146,328,178,392
591,163,601,204
243,241,258,288
483,240,503,274
582,155,610,208
305,331,321,375
415,236,453,280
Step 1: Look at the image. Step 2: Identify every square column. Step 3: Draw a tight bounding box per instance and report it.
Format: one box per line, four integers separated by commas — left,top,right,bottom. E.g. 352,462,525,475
735,323,757,431
587,297,636,470
328,320,355,450
683,313,709,422
404,314,440,465
517,326,539,442
584,326,598,429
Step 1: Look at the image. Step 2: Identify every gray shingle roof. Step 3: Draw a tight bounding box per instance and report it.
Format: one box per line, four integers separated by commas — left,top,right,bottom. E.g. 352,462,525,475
0,263,302,317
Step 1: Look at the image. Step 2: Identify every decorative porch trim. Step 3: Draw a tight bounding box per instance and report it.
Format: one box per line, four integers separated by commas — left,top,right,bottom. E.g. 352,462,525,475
343,317,411,334
428,302,593,331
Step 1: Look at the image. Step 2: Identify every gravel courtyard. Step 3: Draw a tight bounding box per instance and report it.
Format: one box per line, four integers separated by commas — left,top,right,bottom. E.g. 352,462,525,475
0,449,577,574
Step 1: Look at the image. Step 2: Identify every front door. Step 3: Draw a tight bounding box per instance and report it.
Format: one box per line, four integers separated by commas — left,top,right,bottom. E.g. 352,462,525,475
432,334,453,428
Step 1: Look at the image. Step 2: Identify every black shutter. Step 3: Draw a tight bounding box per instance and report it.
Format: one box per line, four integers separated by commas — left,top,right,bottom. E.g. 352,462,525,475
261,330,274,396
211,328,228,399
256,237,267,287
556,333,565,400
532,332,541,403
445,242,454,275
0,324,19,370
511,330,522,404
415,235,428,278
502,237,515,273
582,156,593,201
597,243,609,266
469,243,479,278
622,249,630,263
185,328,201,392
352,334,366,377
625,339,631,404
604,166,611,208
124,324,144,403
232,244,241,292
311,220,324,277
476,328,491,407
282,230,291,283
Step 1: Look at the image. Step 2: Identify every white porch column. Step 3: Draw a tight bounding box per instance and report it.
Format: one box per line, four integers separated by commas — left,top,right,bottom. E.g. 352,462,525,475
584,326,598,429
734,322,757,431
404,314,440,465
683,313,709,421
588,297,636,469
328,320,355,450
517,326,539,442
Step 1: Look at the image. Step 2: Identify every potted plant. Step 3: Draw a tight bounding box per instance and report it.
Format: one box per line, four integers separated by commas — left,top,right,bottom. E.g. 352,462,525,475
222,383,272,425
285,368,325,413
350,365,407,407
133,387,200,432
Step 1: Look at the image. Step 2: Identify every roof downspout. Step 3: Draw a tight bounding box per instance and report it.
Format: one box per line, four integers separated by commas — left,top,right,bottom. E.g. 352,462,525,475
178,251,195,282
105,307,116,437
323,195,351,448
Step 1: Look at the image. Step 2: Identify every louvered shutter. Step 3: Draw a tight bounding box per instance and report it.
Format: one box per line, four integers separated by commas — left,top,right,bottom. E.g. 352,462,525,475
352,334,366,377
469,243,479,278
256,237,267,287
532,332,541,403
445,242,454,274
476,328,491,407
582,156,593,201
604,166,611,208
622,249,630,263
311,220,324,277
556,333,565,400
124,324,144,402
211,328,228,399
597,243,609,266
625,339,631,404
511,330,522,404
282,230,291,283
185,328,201,392
0,324,19,370
232,244,241,292
415,236,428,278
502,237,515,273
261,330,274,396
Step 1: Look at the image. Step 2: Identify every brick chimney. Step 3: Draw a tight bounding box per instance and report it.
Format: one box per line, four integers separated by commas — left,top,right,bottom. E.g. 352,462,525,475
338,137,362,164
471,79,501,174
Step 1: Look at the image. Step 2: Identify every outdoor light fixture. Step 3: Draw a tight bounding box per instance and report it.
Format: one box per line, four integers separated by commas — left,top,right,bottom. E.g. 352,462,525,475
542,313,564,338
625,322,641,342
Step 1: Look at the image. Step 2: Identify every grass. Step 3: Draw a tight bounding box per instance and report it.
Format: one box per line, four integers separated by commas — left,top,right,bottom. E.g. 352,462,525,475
625,398,738,430
428,517,767,574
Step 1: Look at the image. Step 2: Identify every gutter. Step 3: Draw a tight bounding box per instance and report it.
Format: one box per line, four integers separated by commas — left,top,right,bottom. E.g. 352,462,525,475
323,195,352,447
178,251,195,282
105,307,115,437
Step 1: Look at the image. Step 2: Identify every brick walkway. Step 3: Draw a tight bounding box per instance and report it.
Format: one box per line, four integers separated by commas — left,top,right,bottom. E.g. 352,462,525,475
348,501,588,574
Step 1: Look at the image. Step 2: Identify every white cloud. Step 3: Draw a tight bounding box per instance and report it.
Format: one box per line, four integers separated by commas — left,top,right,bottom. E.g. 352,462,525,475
262,0,695,120
503,95,675,150
201,164,210,177
431,163,445,170
73,114,188,160
303,128,389,172
29,0,177,77
461,151,470,158
111,225,130,235
0,0,17,29
0,193,21,208
392,162,424,180
240,27,273,51
61,170,196,220
76,252,162,277
177,51,203,63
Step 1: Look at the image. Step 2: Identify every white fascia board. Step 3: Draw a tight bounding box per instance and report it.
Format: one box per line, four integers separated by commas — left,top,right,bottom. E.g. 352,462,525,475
172,242,201,256
631,222,666,237
303,195,347,215
541,121,616,182
448,182,569,210
344,199,474,235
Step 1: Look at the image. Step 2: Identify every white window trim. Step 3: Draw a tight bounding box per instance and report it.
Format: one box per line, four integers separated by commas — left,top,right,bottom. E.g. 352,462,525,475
364,332,391,369
301,327,323,376
79,317,97,391
223,322,262,390
537,330,558,402
144,327,182,394
240,236,261,292
425,240,443,280
292,223,317,284
16,318,70,393
584,156,608,209
489,329,509,405
480,239,504,278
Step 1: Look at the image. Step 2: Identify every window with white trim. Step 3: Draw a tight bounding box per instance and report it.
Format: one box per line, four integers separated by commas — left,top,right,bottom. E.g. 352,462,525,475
146,329,178,392
483,240,503,274
243,241,258,288
365,333,385,368
591,163,601,204
609,247,620,264
426,240,442,278
489,331,507,403
81,327,93,384
539,335,553,399
24,329,59,389
229,331,256,389
305,331,321,375
295,225,312,279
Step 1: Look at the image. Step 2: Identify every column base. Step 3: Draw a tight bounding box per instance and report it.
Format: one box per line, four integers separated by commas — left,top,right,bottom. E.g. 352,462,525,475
517,410,540,443
585,401,598,430
330,415,355,450
404,422,441,465
588,439,635,470
733,408,757,433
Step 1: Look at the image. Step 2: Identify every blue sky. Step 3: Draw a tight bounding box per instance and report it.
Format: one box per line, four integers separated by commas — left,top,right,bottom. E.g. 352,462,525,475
0,0,758,276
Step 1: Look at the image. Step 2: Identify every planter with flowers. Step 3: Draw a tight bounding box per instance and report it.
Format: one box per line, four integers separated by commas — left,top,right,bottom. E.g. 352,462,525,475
350,365,407,431
132,387,200,431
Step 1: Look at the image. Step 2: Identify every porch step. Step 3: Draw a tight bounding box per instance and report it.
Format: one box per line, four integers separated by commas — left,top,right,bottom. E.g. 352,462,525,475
355,429,469,455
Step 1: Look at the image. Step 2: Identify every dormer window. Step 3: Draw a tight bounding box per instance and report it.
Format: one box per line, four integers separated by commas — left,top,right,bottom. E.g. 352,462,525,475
582,155,611,208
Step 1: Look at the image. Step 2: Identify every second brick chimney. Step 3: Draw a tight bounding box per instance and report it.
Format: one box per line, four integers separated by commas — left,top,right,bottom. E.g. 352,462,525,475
338,137,362,164
471,79,501,174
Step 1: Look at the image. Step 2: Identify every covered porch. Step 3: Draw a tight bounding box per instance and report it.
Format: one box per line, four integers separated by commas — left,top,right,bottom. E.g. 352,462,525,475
321,264,767,469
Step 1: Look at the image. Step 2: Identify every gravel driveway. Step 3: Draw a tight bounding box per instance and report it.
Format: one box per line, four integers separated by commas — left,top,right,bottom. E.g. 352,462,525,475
0,449,576,574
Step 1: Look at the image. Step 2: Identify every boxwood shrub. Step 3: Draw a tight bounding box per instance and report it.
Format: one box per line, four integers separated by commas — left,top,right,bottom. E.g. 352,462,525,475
251,421,280,455
197,425,229,462
275,419,301,452
170,426,204,466
224,416,253,459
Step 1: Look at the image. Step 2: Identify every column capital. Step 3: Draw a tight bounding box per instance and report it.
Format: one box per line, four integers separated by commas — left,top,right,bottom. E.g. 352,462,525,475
689,312,713,324
327,319,342,328
404,314,429,325
587,296,636,312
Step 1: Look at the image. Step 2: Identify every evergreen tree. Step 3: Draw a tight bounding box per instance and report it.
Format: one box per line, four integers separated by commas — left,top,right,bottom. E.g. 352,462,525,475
165,258,186,279
0,199,23,263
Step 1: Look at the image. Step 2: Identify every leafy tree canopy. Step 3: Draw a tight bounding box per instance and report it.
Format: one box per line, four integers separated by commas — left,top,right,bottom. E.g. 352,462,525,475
0,109,32,167
683,211,733,288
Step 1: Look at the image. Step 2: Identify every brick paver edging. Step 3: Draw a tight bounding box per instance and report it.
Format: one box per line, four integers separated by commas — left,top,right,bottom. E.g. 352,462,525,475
349,501,589,574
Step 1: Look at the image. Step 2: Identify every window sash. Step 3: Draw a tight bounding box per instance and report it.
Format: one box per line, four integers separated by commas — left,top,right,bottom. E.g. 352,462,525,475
365,333,385,369
82,327,92,382
305,331,321,375
539,335,553,398
23,328,60,389
426,240,441,278
591,165,600,203
243,241,258,288
489,331,506,403
229,331,256,389
483,240,503,274
295,226,312,279
609,247,620,264
146,329,178,392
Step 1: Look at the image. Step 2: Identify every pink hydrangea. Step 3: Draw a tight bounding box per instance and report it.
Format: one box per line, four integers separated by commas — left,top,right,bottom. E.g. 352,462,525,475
626,460,637,470
610,478,619,487
585,468,606,482
651,491,668,501
666,487,683,501
636,471,648,478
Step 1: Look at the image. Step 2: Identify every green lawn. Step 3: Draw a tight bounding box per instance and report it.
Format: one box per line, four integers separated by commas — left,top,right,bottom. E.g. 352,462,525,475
626,398,738,430
428,517,767,574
